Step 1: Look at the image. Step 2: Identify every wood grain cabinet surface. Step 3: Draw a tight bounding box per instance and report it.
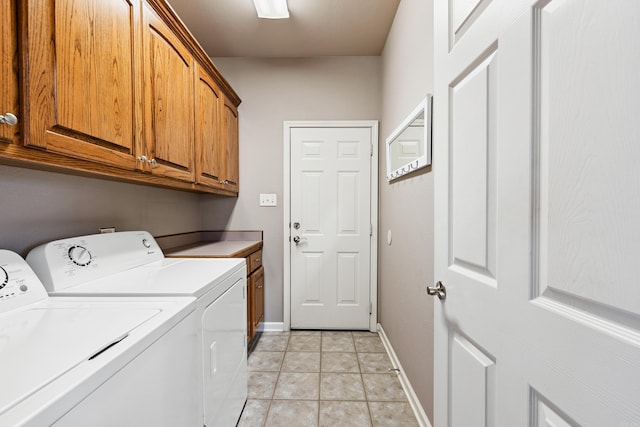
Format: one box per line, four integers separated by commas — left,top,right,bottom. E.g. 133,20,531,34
195,68,224,188
0,0,19,147
142,3,195,183
22,0,144,169
220,97,240,193
250,265,265,339
1,0,240,195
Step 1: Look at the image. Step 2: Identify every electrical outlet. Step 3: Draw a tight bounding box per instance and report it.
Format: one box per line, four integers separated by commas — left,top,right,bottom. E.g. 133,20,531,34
259,193,277,207
99,227,116,233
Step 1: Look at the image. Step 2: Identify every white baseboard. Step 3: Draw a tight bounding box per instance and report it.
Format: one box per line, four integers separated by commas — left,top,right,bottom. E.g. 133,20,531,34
259,322,284,332
377,324,433,427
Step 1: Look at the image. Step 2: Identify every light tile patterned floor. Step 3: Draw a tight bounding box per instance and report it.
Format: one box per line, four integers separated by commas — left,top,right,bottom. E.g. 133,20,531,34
238,330,420,427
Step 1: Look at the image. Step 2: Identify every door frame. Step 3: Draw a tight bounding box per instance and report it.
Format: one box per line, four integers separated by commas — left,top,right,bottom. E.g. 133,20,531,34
283,120,379,332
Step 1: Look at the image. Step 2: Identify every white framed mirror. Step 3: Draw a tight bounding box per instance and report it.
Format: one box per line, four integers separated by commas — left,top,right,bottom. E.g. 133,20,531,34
385,95,432,181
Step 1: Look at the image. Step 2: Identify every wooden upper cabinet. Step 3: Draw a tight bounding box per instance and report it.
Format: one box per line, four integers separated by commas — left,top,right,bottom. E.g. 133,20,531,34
220,97,239,191
142,4,195,183
195,67,223,188
22,0,143,169
1,0,19,146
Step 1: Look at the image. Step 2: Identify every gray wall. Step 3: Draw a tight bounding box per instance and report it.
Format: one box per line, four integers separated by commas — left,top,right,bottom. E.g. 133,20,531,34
0,165,201,255
379,0,435,418
201,56,382,325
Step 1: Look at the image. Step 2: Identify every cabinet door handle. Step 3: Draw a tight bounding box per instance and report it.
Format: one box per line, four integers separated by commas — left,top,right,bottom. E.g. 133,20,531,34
254,258,261,262
137,155,148,162
147,158,157,166
0,113,18,126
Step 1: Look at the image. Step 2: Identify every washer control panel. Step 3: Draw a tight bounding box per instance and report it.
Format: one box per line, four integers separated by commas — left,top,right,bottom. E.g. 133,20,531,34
26,231,164,293
0,250,48,313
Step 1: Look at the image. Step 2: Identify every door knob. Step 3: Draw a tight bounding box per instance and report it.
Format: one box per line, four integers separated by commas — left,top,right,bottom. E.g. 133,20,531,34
427,281,446,300
293,236,307,244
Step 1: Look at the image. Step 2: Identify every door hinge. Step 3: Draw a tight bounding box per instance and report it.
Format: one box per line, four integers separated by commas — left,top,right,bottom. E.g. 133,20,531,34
369,302,372,315
370,223,373,236
370,143,374,157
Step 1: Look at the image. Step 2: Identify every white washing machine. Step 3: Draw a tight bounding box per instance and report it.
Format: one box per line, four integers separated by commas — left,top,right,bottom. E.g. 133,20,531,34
0,250,198,427
27,231,248,427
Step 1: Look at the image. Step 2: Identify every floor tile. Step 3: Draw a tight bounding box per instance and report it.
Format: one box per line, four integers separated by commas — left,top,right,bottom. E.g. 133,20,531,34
354,336,386,353
290,330,322,336
273,372,320,400
351,330,379,337
319,401,372,427
321,330,353,337
321,352,360,373
237,399,270,427
320,373,366,400
248,372,278,399
282,351,320,372
357,352,393,373
322,333,356,352
266,400,319,427
248,351,284,372
253,333,290,352
288,334,321,351
368,402,419,427
362,373,407,401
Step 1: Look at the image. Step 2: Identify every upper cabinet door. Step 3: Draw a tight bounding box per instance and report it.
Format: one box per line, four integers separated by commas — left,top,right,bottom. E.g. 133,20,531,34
195,67,223,188
22,0,143,169
142,4,195,183
221,97,239,191
1,0,19,146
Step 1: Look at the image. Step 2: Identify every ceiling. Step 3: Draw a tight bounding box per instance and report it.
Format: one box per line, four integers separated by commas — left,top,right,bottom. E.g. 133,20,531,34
165,0,401,58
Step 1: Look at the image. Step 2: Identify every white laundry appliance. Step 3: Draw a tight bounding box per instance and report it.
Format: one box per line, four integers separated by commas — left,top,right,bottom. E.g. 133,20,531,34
27,231,248,427
0,249,198,427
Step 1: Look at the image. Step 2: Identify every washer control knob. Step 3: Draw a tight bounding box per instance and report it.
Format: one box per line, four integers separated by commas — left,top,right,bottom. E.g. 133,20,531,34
0,266,7,290
142,239,152,248
68,245,92,266
20,284,28,292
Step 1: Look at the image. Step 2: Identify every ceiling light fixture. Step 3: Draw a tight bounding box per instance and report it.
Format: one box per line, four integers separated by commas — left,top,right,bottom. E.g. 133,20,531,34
253,0,289,19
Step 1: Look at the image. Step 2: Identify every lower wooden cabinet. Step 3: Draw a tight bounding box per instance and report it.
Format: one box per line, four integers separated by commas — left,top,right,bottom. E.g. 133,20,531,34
250,266,265,337
246,249,264,346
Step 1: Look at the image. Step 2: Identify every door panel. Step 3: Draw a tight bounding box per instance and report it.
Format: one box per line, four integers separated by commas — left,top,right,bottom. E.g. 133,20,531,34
450,49,497,282
290,127,372,330
1,0,19,146
537,0,640,314
220,98,239,190
450,333,495,427
196,69,223,187
434,0,640,425
23,0,142,168
143,5,195,182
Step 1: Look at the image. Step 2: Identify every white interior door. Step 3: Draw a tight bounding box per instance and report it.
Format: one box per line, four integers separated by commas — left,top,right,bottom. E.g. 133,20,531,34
433,0,640,425
289,125,374,330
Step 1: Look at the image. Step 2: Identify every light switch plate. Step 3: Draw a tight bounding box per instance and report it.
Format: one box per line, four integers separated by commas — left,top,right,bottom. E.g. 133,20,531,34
259,193,277,207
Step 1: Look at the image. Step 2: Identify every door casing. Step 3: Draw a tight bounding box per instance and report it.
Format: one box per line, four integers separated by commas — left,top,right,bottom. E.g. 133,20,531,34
283,120,379,332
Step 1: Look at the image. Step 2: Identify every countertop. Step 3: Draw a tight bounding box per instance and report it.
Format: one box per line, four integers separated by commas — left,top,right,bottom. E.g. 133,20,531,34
164,240,262,258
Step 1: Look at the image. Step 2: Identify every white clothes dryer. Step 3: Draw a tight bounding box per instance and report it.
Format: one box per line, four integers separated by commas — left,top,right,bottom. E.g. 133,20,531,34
27,231,248,427
0,250,198,427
